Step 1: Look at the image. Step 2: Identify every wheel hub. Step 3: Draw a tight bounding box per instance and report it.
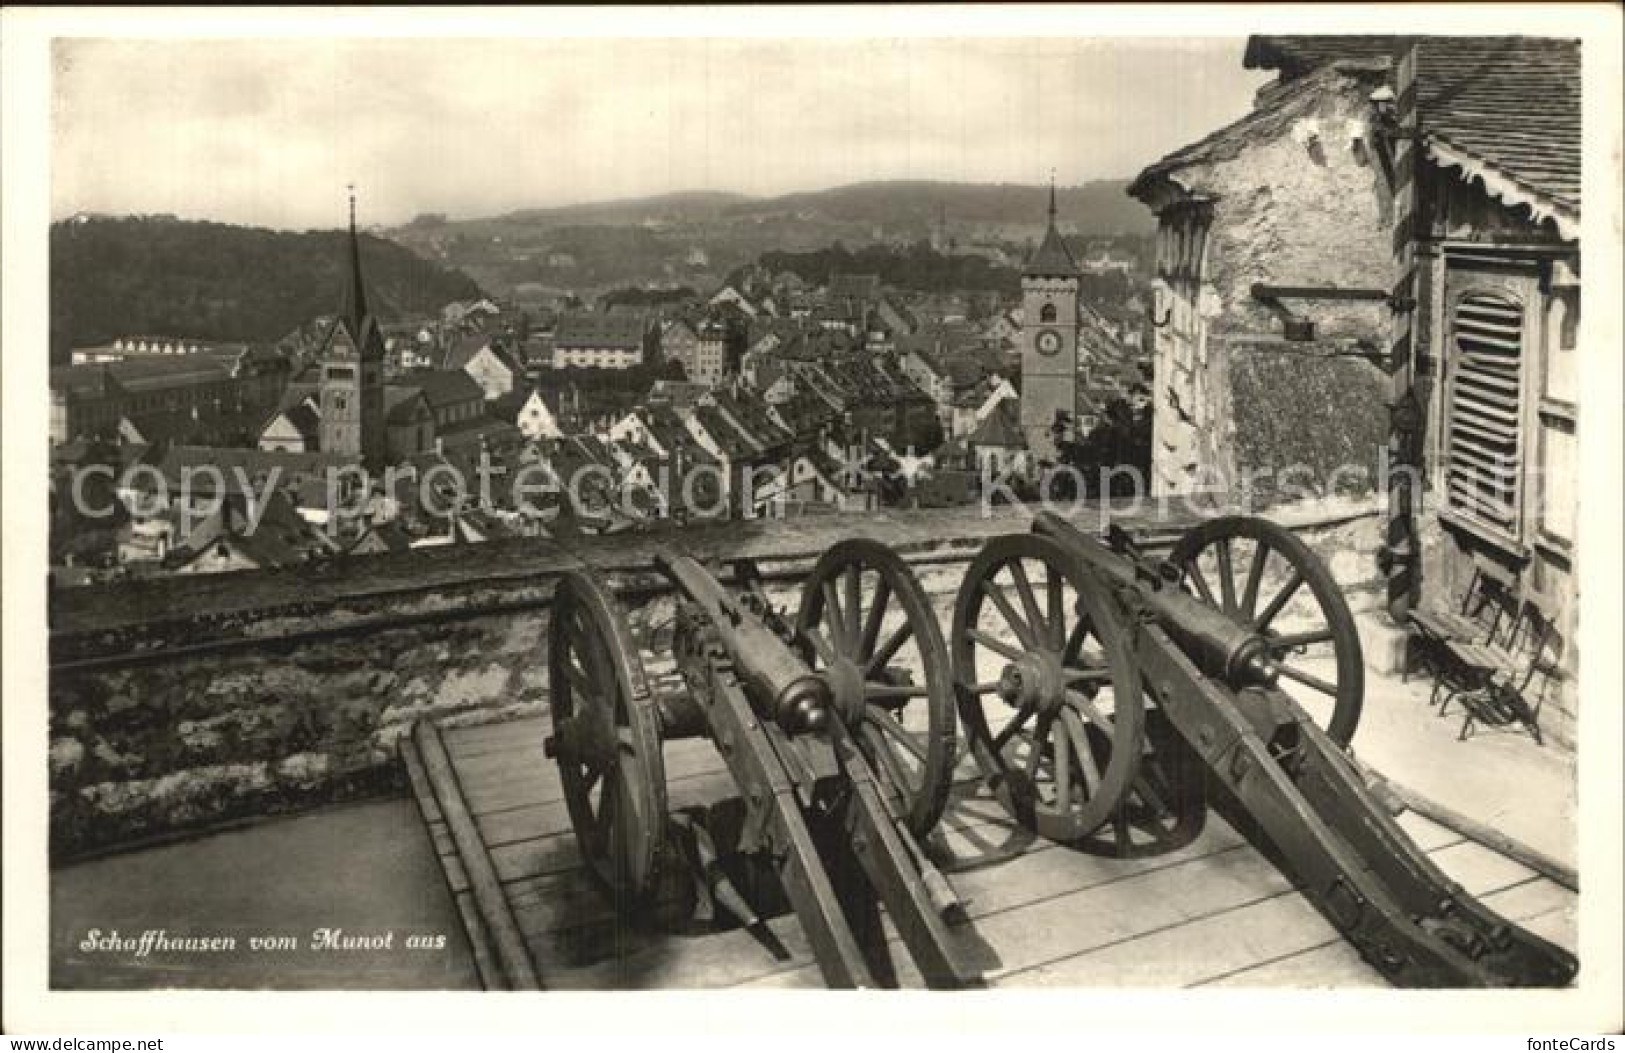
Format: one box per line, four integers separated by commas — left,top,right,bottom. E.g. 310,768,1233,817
824,656,869,727
996,649,1067,716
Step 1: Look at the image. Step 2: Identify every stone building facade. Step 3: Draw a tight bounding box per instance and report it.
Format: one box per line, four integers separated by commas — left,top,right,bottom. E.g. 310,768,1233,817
1128,58,1393,501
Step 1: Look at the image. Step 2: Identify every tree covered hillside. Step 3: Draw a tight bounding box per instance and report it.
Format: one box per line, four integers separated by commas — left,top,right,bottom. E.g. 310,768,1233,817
50,216,484,364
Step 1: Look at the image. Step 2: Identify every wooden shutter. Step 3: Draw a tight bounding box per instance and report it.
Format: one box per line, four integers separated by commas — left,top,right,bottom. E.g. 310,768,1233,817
1446,292,1525,537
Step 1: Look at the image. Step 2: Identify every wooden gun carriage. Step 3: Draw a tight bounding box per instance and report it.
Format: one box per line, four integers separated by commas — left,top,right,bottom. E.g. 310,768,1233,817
542,512,1577,989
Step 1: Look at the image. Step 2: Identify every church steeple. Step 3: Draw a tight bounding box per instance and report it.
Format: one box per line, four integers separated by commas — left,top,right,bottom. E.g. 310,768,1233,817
339,184,370,337
319,186,387,468
1025,173,1080,278
1048,170,1058,226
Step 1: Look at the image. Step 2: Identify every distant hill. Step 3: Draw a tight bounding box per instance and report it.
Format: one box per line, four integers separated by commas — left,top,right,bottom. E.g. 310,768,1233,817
734,180,1153,236
496,190,755,227
386,179,1152,299
50,216,484,364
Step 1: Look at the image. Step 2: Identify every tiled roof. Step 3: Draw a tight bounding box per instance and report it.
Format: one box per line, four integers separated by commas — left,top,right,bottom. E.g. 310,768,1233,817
442,334,493,371
693,405,756,460
828,273,880,300
402,369,485,411
1130,60,1376,201
144,445,348,492
1024,224,1080,277
174,490,335,570
969,403,1025,449
712,390,795,451
51,364,126,399
554,312,648,350
1242,34,1580,228
260,401,322,443
383,386,432,425
1243,35,1410,75
1414,36,1580,224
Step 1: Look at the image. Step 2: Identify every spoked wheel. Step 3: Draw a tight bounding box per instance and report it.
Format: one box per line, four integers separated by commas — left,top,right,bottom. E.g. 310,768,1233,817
796,538,957,837
548,571,668,902
951,534,1148,843
1069,712,1208,858
1169,516,1364,746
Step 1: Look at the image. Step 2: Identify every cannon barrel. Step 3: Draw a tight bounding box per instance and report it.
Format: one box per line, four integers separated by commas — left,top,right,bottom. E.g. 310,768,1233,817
1031,511,1275,687
655,551,832,733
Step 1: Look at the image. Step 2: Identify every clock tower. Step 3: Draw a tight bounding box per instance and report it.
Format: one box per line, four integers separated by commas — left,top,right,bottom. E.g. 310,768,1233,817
1019,180,1081,461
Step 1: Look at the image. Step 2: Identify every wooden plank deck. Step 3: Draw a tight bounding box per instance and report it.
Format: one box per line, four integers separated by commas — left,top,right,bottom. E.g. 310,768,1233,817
402,699,1578,991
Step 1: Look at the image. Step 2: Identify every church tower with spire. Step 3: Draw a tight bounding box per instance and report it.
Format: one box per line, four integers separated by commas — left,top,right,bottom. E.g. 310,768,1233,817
318,189,387,468
1019,178,1082,460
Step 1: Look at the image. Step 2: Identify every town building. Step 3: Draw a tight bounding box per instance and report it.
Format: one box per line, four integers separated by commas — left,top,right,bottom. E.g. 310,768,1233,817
1019,185,1083,459
50,349,291,446
1128,45,1393,499
444,334,522,401
690,319,728,386
660,318,702,380
551,313,650,370
315,195,388,469
1263,35,1581,742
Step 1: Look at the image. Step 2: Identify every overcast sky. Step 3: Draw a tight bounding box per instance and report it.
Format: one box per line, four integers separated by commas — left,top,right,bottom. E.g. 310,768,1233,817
53,37,1268,230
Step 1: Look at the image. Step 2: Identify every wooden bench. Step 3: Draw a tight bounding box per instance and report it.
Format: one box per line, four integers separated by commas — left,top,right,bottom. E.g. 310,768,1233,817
1442,600,1564,746
1404,564,1519,710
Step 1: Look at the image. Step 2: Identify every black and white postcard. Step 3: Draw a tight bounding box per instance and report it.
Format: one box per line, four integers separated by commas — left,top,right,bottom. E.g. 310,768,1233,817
4,4,1621,1037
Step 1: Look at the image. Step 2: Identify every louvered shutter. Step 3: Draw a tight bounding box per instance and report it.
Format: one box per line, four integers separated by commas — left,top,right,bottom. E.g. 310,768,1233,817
1446,292,1525,538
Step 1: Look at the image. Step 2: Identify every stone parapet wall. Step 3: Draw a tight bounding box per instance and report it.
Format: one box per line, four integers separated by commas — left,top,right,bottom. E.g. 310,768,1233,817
48,503,1386,860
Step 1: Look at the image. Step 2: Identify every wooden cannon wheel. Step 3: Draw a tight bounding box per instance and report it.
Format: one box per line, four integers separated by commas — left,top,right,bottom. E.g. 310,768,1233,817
795,538,958,837
548,570,669,902
1168,516,1365,747
951,534,1203,851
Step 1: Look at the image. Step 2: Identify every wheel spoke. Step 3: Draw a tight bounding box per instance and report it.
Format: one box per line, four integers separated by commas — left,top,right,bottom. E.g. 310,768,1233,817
1184,560,1218,608
857,573,892,660
1063,664,1113,686
991,701,1035,751
843,564,863,649
1054,720,1073,812
1240,541,1270,620
822,579,850,652
1066,689,1115,738
963,680,1005,694
1254,568,1305,632
1062,617,1090,665
580,749,605,790
1047,572,1065,650
965,627,1023,663
1276,661,1339,696
1009,560,1047,649
1266,628,1336,651
566,660,595,700
1133,769,1173,820
866,620,915,677
861,722,915,794
865,706,927,761
1113,808,1130,853
865,683,930,703
1059,706,1101,797
983,579,1036,648
1025,713,1054,779
1216,539,1237,614
803,625,838,667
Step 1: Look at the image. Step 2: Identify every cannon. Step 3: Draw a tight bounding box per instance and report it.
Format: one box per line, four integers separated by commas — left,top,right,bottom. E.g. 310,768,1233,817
950,511,1578,988
543,538,976,988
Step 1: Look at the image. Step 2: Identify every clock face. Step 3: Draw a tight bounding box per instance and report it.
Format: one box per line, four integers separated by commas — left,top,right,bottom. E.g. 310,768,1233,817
1035,328,1063,356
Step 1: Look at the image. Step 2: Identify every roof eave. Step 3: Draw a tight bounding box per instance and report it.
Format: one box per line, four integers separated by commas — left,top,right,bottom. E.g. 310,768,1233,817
1426,135,1579,243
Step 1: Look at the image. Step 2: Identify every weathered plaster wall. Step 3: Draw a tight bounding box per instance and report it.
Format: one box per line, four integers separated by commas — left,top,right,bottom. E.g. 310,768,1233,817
1149,68,1393,502
50,606,554,857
